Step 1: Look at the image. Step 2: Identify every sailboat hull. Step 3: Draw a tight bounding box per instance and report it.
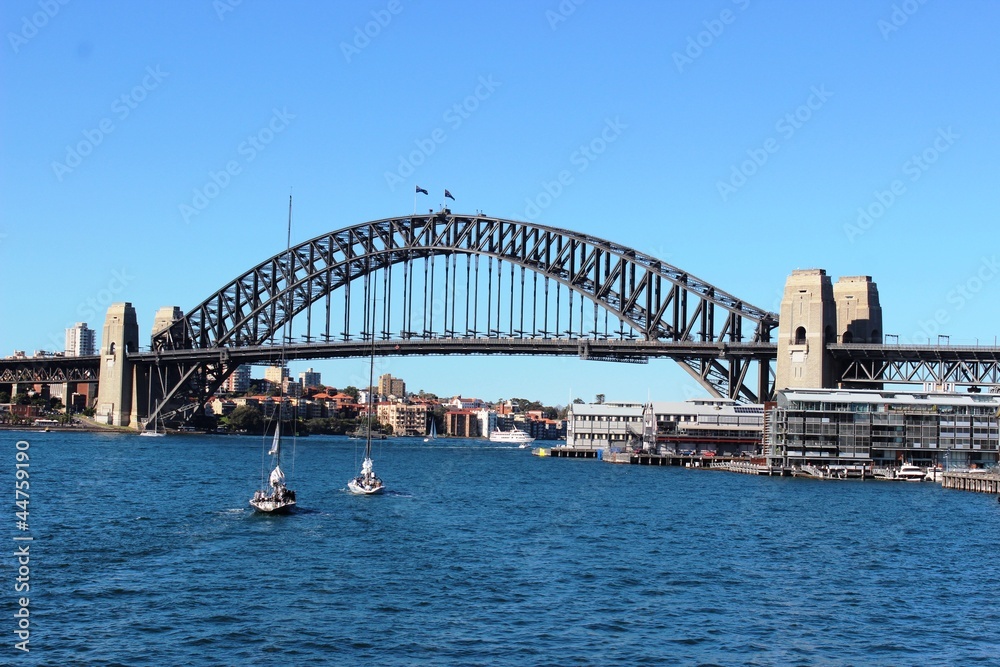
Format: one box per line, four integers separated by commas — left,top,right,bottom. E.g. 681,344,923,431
250,498,296,513
347,479,384,495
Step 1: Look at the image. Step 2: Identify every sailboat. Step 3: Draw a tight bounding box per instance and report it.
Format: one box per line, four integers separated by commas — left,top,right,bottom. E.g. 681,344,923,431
348,272,385,496
139,398,166,437
250,195,297,513
423,418,437,443
250,421,296,512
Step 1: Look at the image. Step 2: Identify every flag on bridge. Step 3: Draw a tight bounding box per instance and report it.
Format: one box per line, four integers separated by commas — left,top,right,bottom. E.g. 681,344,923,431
415,185,428,195
444,189,455,201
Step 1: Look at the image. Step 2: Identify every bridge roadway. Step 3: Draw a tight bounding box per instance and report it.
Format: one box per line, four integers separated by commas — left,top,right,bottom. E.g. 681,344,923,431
3,342,1000,389
130,338,777,366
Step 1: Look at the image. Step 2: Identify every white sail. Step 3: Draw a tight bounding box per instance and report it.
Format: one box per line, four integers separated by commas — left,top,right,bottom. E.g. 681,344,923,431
269,465,285,487
268,423,281,456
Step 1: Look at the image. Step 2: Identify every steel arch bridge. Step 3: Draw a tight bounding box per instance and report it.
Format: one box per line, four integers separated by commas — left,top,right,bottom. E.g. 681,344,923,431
144,210,778,419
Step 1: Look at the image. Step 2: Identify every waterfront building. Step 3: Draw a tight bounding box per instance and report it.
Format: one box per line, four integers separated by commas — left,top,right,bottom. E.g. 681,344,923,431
378,373,405,398
299,367,321,389
767,387,1000,470
473,408,496,438
525,417,566,441
446,409,481,437
566,402,648,450
64,322,95,357
650,399,764,455
377,401,428,436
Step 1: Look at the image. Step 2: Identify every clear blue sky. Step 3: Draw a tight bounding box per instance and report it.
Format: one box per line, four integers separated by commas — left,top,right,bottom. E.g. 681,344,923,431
2,1,998,406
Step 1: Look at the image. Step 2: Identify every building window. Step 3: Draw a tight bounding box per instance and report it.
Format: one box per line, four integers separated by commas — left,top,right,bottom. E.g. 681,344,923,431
794,327,806,345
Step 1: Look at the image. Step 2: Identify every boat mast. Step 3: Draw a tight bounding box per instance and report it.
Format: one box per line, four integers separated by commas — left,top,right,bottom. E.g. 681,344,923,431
365,262,377,461
281,193,294,472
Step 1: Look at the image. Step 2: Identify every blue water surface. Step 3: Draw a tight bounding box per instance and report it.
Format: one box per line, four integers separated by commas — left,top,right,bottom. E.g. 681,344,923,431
4,431,1000,666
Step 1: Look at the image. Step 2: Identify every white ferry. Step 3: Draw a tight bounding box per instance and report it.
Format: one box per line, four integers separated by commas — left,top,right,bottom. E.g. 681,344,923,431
489,427,535,446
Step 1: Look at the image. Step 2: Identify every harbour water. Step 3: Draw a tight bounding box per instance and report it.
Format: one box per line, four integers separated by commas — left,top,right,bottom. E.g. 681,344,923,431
7,431,1000,665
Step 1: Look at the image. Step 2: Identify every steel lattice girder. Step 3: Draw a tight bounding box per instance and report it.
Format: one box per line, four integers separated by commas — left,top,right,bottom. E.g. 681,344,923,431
0,357,100,383
839,358,1000,387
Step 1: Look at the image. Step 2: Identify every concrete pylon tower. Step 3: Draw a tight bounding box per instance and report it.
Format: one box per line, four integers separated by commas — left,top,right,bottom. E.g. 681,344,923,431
131,306,187,428
95,303,139,426
775,269,836,390
833,276,882,343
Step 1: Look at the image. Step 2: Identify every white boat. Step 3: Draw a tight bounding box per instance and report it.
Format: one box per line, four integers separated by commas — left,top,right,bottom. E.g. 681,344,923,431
348,277,385,496
897,462,925,482
423,419,437,442
250,422,296,513
250,196,297,513
925,465,944,482
489,427,535,446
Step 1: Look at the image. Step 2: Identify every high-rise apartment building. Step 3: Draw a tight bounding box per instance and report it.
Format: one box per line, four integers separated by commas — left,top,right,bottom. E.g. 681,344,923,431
222,365,251,393
299,367,321,388
378,373,405,398
65,322,95,357
264,364,288,385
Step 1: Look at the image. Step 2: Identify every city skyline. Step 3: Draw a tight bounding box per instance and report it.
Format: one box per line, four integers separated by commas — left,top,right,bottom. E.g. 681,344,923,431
2,2,999,406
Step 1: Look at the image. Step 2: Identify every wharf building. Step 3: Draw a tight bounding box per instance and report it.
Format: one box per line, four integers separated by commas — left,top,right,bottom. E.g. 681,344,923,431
566,399,764,454
766,388,1000,470
565,402,647,450
651,399,764,455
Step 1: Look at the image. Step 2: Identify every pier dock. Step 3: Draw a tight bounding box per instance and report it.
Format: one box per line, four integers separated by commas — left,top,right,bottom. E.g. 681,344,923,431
941,471,1000,495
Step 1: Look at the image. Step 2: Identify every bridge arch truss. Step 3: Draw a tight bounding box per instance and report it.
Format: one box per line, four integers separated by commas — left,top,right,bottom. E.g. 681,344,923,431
151,212,778,415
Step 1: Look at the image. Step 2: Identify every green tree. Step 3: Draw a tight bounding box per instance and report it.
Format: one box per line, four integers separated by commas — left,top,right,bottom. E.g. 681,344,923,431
226,405,264,434
342,386,360,400
0,391,10,403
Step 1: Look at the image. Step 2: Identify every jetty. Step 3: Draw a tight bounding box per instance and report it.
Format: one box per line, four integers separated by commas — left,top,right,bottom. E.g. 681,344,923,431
941,471,1000,495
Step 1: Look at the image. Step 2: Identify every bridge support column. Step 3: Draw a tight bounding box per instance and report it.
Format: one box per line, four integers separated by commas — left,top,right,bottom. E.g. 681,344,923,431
776,269,836,391
95,303,139,427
